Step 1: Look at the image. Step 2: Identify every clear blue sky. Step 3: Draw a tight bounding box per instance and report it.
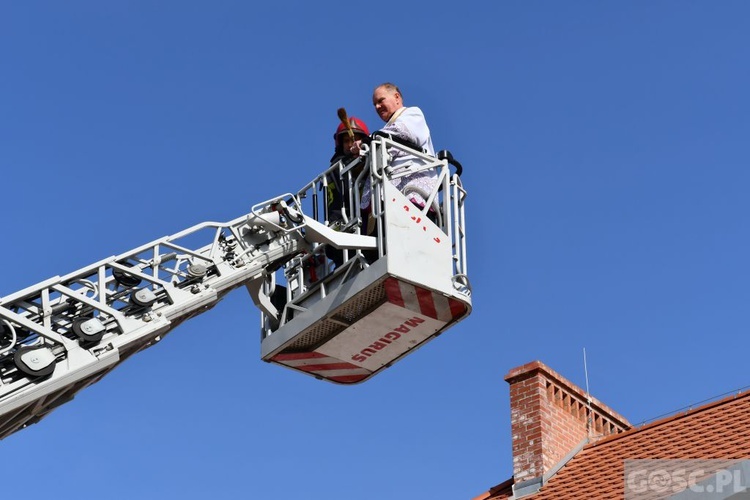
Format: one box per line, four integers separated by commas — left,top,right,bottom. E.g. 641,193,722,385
2,2,749,499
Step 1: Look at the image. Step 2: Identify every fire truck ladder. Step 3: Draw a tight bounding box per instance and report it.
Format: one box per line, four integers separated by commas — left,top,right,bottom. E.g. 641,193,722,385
0,135,470,438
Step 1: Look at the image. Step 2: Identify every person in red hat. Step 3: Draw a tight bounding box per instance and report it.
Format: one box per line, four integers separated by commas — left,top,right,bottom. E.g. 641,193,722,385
330,116,370,165
325,116,371,267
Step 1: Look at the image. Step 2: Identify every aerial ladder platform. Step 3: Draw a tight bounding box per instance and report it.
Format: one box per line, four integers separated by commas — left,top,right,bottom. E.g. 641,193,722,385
0,135,470,439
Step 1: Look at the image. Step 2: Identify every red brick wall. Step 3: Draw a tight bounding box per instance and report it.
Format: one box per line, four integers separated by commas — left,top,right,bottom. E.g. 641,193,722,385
505,361,630,482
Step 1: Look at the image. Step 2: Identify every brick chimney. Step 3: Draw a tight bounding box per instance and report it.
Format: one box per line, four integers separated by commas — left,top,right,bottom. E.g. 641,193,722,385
504,360,630,485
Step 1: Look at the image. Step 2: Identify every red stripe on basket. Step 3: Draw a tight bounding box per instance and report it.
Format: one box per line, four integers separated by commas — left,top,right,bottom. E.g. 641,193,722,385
449,297,467,320
384,277,405,307
296,362,363,372
328,374,368,383
416,286,437,319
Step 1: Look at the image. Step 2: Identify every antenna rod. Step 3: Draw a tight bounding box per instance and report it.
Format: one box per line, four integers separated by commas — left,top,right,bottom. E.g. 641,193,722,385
583,348,593,435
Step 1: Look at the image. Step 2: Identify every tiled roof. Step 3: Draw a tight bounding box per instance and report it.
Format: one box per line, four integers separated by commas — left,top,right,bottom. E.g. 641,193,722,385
474,390,750,499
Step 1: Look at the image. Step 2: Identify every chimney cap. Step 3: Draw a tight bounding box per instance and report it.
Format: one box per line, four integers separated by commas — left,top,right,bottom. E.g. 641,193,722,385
504,359,631,429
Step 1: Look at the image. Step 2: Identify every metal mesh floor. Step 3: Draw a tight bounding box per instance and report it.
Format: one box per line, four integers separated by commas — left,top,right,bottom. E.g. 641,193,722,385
283,279,387,351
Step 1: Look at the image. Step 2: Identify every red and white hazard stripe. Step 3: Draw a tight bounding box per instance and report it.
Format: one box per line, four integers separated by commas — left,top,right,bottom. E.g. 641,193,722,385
271,351,371,384
384,277,467,323
272,278,468,384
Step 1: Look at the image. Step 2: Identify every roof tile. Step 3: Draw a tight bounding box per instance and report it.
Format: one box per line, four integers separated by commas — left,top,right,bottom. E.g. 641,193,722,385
477,391,750,499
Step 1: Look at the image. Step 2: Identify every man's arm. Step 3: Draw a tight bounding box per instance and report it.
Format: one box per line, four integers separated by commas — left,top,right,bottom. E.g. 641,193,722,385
381,107,431,152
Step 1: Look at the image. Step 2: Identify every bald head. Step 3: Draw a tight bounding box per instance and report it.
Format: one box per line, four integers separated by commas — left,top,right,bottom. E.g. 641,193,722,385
374,82,402,98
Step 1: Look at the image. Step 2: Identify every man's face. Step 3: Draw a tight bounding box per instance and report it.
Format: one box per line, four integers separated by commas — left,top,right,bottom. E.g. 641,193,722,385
372,87,402,122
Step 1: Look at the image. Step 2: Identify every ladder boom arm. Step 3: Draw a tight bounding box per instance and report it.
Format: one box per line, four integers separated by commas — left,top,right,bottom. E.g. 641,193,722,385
0,202,314,439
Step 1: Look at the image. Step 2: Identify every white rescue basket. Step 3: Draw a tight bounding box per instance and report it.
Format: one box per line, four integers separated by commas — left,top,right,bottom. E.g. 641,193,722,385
259,136,471,383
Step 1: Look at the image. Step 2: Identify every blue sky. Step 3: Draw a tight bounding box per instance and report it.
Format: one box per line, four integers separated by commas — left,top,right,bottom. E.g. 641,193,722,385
2,2,750,499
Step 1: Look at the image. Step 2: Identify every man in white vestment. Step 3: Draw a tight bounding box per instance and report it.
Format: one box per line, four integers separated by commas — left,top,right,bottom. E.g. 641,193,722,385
362,83,438,210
